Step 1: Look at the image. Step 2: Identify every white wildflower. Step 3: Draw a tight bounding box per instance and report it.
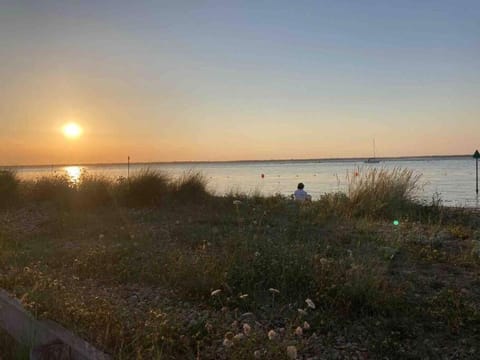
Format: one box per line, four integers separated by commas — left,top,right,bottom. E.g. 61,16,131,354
233,200,242,205
286,345,297,359
303,321,310,330
267,329,277,340
223,338,233,348
305,298,316,309
211,289,222,296
234,333,245,341
297,308,307,316
204,323,213,333
319,257,329,265
243,323,252,336
239,293,249,299
294,326,303,336
241,312,255,318
268,288,280,294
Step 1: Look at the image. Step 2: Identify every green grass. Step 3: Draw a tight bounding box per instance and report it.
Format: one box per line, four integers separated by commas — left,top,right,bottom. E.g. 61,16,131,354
117,169,170,207
1,168,479,358
75,174,114,209
0,170,20,208
24,174,75,208
170,171,210,203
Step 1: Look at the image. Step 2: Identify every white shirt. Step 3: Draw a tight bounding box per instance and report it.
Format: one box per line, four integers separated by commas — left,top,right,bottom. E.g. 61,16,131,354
294,189,310,201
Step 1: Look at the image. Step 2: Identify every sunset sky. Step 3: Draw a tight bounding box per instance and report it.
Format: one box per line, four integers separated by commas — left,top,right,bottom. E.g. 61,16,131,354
1,1,479,165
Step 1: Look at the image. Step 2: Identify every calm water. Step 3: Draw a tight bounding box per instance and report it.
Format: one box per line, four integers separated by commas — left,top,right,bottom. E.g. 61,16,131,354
10,158,480,208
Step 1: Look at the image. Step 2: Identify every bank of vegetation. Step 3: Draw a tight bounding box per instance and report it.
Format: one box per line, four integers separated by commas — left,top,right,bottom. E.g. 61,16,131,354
1,168,479,359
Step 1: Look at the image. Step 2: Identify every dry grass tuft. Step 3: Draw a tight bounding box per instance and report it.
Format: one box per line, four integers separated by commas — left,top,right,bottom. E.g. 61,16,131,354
346,167,422,218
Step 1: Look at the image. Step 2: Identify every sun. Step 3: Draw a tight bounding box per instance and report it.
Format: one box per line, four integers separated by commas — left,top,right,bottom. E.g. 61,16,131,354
62,122,83,139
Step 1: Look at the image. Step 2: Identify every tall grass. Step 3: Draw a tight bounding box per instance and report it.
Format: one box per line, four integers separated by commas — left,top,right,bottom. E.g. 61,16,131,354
346,167,422,218
1,167,424,218
118,169,169,207
75,174,113,209
0,170,20,207
25,174,75,208
170,171,210,203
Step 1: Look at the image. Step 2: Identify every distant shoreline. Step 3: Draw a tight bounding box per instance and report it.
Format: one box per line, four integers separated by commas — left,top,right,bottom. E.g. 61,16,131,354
0,154,473,169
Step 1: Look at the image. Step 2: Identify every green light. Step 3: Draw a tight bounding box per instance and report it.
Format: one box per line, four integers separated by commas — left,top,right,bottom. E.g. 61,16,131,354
393,220,399,226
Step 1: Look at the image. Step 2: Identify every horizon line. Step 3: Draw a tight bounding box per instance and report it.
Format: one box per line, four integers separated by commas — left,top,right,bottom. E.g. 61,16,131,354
0,153,474,169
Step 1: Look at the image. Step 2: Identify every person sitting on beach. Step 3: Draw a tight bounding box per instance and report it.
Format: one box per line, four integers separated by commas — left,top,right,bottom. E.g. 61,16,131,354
293,183,312,202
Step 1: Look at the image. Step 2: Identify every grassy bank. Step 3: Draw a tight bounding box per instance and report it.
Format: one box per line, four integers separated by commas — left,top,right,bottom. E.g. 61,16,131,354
1,169,480,358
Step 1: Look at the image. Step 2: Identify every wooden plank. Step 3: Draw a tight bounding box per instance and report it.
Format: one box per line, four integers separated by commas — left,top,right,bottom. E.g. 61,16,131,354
0,289,110,359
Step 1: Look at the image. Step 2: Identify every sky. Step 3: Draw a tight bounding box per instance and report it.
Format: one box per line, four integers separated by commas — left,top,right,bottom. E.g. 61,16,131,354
1,0,479,165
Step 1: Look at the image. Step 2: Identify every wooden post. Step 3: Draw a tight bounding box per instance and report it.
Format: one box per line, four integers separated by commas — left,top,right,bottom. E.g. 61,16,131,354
476,157,478,195
473,150,480,194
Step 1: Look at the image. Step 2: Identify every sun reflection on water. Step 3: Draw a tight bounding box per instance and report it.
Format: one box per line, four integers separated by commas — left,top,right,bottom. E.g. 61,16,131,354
63,166,82,183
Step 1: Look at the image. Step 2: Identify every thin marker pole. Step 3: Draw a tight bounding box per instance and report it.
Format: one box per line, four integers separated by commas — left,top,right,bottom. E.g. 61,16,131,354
476,157,478,195
128,156,130,179
474,150,480,195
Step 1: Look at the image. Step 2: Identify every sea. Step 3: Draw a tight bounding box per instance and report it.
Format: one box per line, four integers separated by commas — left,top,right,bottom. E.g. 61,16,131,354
8,157,480,208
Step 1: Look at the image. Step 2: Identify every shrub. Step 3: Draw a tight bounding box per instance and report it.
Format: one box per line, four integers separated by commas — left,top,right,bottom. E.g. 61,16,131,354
347,167,422,218
0,170,20,207
75,174,113,209
26,174,75,208
171,172,210,203
317,192,350,220
118,169,169,207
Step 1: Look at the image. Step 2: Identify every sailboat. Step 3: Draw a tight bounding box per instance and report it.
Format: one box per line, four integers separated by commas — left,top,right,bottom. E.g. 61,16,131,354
364,138,380,163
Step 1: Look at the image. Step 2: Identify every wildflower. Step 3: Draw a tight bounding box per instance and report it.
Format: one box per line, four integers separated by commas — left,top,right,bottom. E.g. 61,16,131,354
267,330,277,340
223,338,234,348
303,321,310,330
233,200,242,205
319,257,329,265
241,312,255,318
269,288,280,294
204,323,213,333
234,333,245,341
253,350,262,359
297,308,307,316
305,298,316,309
286,345,297,359
243,323,251,336
239,294,249,299
211,289,222,296
294,326,303,336
254,251,261,257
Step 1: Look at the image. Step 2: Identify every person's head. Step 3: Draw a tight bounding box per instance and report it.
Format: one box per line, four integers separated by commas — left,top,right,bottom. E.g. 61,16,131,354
297,182,304,190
